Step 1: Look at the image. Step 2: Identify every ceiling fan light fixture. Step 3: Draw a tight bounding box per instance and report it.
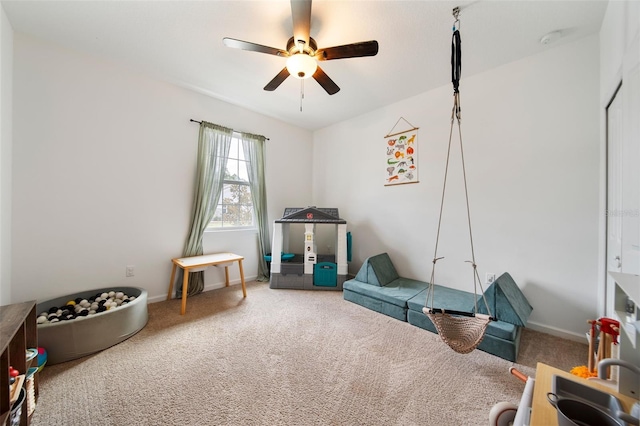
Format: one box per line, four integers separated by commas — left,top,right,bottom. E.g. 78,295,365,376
286,53,317,79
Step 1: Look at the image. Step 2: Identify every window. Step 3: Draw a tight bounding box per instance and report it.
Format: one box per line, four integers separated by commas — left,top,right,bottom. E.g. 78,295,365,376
209,134,254,229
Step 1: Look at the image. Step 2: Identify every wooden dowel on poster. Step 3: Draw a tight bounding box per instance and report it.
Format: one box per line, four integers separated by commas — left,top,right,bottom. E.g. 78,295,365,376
384,116,419,138
384,127,420,138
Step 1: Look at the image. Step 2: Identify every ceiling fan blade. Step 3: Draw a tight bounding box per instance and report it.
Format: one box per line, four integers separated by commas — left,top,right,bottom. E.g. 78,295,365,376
313,66,340,95
290,0,312,49
316,40,379,61
264,67,291,91
223,38,288,57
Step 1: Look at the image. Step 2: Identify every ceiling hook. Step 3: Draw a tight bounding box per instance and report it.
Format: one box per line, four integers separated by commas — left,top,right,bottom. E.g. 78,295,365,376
452,7,460,32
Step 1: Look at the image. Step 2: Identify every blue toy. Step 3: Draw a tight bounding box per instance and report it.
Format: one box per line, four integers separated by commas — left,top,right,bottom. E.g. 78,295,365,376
37,347,47,372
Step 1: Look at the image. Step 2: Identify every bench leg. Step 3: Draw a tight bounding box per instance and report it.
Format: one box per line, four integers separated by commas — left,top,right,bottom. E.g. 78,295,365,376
238,259,247,297
167,263,177,301
181,268,189,315
224,266,230,287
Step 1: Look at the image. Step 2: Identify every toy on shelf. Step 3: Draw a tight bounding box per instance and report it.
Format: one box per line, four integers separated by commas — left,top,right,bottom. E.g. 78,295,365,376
570,317,620,379
36,347,47,372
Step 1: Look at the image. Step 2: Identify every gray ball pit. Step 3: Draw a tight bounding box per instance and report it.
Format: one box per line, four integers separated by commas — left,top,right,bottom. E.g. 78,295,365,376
37,287,148,365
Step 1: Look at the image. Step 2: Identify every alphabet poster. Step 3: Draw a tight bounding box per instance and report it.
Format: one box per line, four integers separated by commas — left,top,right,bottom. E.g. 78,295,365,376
384,129,418,186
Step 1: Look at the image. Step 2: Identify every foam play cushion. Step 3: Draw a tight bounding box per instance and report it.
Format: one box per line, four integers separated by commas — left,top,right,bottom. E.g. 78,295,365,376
473,272,533,326
354,252,399,286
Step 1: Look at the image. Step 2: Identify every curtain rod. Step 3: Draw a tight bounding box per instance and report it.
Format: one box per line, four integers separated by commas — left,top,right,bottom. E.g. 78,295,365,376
190,119,270,140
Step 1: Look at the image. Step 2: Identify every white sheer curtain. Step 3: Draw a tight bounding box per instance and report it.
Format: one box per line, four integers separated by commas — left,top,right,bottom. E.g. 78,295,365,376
241,132,270,281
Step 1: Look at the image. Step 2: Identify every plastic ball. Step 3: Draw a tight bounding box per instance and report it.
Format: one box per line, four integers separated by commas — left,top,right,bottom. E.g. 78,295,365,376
115,292,124,299
50,318,59,323
48,306,58,314
100,292,108,299
36,316,47,324
66,300,76,306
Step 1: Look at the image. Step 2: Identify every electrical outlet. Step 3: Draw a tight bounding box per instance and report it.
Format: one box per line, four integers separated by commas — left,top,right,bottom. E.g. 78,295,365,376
126,265,135,277
486,273,496,285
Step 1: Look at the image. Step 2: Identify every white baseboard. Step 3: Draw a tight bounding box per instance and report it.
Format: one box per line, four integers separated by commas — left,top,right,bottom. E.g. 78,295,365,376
526,320,587,343
148,275,258,304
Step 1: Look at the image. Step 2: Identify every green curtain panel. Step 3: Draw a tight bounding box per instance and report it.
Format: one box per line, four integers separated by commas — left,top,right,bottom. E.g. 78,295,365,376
241,132,270,281
180,122,232,296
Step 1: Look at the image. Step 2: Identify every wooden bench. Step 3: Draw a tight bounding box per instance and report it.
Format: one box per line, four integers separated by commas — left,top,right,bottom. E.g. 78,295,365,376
167,252,246,315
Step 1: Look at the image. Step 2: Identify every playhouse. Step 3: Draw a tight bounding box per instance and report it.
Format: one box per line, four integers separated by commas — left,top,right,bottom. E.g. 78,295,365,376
270,207,349,290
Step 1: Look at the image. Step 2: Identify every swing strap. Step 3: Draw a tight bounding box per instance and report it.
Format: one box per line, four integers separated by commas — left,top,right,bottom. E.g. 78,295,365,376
451,28,461,94
427,21,491,317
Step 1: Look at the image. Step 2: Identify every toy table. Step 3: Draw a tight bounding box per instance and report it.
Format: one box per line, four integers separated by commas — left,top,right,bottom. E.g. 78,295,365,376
166,252,246,315
530,362,637,425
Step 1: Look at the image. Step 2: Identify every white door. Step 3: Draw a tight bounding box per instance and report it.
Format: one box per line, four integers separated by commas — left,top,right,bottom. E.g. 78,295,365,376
620,35,640,277
605,33,640,316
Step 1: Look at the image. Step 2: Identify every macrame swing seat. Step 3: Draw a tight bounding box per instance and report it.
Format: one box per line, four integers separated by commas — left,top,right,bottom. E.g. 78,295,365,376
423,308,492,354
423,8,495,354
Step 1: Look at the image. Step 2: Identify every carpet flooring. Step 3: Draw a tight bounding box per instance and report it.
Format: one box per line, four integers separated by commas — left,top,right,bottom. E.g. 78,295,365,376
30,281,587,425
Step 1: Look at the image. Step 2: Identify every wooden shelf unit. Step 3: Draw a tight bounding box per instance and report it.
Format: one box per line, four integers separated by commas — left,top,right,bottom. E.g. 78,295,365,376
0,301,38,426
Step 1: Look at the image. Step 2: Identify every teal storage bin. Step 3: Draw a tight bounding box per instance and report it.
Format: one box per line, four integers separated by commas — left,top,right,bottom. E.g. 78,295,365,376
314,262,337,287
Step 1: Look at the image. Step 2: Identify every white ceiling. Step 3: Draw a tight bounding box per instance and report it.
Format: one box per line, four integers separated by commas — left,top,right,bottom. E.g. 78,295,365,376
2,0,607,131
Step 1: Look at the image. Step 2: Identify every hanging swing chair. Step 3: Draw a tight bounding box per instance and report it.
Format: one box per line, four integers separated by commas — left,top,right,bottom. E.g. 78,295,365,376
422,7,495,354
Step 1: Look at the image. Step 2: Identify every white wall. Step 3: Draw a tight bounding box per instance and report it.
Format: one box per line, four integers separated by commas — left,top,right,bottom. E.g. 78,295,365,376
312,35,600,339
11,33,313,305
0,4,12,306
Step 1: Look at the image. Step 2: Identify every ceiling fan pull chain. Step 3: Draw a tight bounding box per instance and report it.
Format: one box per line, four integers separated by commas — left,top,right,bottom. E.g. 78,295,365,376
300,79,305,112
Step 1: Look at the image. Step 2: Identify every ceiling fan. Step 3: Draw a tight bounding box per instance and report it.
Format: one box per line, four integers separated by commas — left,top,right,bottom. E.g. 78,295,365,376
222,0,379,95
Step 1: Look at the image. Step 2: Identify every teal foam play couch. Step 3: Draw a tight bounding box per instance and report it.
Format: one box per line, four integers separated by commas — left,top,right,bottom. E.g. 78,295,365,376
343,253,533,362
